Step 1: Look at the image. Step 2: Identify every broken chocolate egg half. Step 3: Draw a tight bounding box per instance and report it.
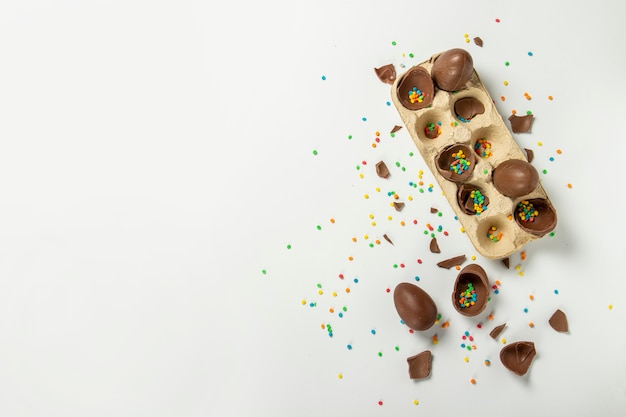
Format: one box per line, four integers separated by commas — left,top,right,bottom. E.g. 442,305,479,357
407,350,432,380
431,48,474,92
492,159,539,198
457,184,489,215
435,144,476,182
454,97,485,122
452,264,489,316
393,282,438,331
514,198,557,236
500,341,537,376
396,66,435,110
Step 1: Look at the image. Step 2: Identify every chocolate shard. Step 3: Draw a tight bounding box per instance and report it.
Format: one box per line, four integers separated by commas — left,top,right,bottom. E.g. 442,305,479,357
548,309,569,333
524,148,534,163
383,234,394,245
502,257,510,269
374,64,397,84
437,255,466,269
500,341,536,376
429,237,441,253
393,202,405,211
473,37,483,47
489,323,506,339
376,161,390,178
391,125,403,133
407,350,432,379
454,97,485,121
508,114,534,133
430,207,439,214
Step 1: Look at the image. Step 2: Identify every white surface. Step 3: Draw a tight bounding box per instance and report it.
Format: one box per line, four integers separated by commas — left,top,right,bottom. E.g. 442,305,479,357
1,1,625,416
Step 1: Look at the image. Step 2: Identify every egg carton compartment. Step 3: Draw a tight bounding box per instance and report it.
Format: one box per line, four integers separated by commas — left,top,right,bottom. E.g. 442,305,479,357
391,49,556,259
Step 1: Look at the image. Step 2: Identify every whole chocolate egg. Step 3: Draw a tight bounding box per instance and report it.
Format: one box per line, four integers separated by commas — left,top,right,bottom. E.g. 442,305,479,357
393,283,438,331
431,48,474,92
492,159,539,198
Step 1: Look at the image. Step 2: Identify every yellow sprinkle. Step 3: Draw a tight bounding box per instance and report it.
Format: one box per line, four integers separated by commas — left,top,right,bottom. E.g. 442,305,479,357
387,216,392,221
359,173,364,178
332,292,337,297
375,187,381,192
364,194,369,199
518,271,524,277
503,80,509,86
464,357,469,363
371,222,376,226
515,264,521,271
369,214,375,219
408,195,413,201
465,38,470,43
537,141,543,146
337,373,343,379
501,338,507,344
364,234,369,240
608,304,613,310
318,290,323,295
471,255,476,260
301,299,306,305
460,227,465,233
464,33,469,38
413,400,419,406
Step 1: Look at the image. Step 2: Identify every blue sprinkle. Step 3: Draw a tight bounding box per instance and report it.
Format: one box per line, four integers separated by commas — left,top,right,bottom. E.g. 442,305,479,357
386,101,391,106
554,289,559,295
353,278,359,283
528,52,533,56
414,276,420,281
461,343,466,348
321,75,326,80
464,331,470,336
362,117,367,122
523,308,528,313
338,312,343,318
347,344,352,350
494,289,499,294
371,329,376,335
549,157,554,161
328,332,333,337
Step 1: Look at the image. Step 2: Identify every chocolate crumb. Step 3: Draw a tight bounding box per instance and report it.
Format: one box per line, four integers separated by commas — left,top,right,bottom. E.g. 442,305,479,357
429,238,441,253
430,207,438,214
407,350,432,379
393,202,405,212
391,125,403,133
508,114,534,133
502,258,510,269
489,323,506,339
437,255,466,269
383,234,394,245
524,148,534,163
548,309,569,333
473,37,483,47
374,64,396,84
376,161,390,178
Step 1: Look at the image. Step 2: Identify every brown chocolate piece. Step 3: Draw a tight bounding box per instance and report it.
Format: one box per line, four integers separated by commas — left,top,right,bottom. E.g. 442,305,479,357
396,66,435,110
391,125,403,133
457,184,489,215
430,207,439,214
374,64,396,84
548,309,569,333
431,48,474,92
407,350,432,379
376,161,390,178
508,114,534,133
393,283,438,331
393,202,405,211
452,264,490,316
435,144,476,183
473,37,483,47
454,97,485,122
429,238,441,253
500,341,536,376
502,258,510,269
489,323,506,339
383,234,394,245
437,255,466,269
514,198,557,236
524,148,534,163
492,159,539,198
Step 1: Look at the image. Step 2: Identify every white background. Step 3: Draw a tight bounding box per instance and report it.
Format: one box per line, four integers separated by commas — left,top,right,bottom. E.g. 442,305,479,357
1,1,625,416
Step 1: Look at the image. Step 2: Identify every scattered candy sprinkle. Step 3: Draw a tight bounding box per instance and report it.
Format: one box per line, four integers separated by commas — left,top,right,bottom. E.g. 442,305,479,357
486,226,503,242
474,138,493,157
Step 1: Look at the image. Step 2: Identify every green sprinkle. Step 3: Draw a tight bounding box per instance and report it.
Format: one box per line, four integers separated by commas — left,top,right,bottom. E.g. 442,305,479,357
409,152,414,157
261,269,267,274
392,41,397,46
395,162,400,167
316,225,322,230
317,283,322,288
505,61,510,66
438,212,443,217
409,53,414,58
369,243,374,248
348,135,352,140
393,264,398,268
312,150,318,155
526,110,533,115
543,169,548,174
378,352,383,357
287,244,292,249
395,346,400,351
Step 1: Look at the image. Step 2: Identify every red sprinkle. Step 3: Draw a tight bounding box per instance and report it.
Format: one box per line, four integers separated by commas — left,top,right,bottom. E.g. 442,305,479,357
338,273,344,279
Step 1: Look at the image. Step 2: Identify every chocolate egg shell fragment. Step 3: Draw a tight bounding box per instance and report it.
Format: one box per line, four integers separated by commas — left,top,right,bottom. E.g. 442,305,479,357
549,309,569,333
489,323,506,339
457,184,489,215
397,66,435,110
374,64,396,84
500,341,536,376
407,350,432,380
435,144,476,182
393,283,438,331
376,161,390,178
514,198,557,236
508,114,534,133
492,159,539,198
452,264,489,317
431,48,474,92
454,97,485,122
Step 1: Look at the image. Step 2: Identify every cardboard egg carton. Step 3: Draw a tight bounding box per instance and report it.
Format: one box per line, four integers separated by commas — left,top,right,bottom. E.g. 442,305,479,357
391,52,556,259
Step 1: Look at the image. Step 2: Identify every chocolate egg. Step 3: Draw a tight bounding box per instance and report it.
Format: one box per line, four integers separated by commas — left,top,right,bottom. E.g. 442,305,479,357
500,341,536,376
514,198,557,236
492,159,539,198
431,48,474,92
393,283,438,331
397,66,435,110
435,144,476,182
452,264,489,316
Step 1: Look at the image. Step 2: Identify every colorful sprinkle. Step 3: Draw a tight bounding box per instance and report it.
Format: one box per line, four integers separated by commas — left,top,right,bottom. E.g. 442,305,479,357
474,138,493,157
